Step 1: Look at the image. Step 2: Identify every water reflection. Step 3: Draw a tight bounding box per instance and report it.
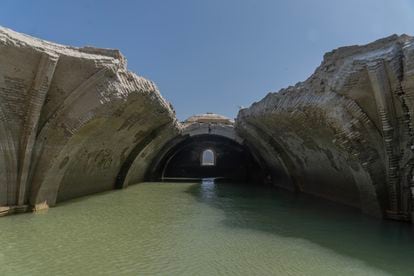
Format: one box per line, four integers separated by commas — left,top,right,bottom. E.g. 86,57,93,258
0,182,413,275
186,182,414,275
200,178,216,199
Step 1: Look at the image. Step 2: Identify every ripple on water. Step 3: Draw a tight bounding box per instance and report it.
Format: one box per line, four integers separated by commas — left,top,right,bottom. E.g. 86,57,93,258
0,182,413,275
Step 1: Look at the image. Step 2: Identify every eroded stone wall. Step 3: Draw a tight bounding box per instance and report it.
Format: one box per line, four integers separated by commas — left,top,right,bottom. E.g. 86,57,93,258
0,27,178,214
1,26,414,222
236,35,414,220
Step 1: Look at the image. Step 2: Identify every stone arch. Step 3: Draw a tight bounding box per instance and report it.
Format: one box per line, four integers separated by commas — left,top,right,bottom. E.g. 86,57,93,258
237,91,386,217
114,123,170,189
149,134,264,182
122,114,268,185
29,69,175,206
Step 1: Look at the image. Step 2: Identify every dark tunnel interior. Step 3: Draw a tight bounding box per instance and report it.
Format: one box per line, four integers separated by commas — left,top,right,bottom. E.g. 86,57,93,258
148,134,265,183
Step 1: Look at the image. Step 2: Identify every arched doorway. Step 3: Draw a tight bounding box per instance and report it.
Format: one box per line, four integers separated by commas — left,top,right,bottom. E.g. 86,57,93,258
201,149,216,166
149,134,265,182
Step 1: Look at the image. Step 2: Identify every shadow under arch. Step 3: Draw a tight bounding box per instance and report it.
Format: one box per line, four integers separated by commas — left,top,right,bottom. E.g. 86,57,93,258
147,134,266,183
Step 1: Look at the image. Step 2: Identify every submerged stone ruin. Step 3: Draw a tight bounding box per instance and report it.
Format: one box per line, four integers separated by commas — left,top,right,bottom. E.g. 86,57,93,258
1,27,414,222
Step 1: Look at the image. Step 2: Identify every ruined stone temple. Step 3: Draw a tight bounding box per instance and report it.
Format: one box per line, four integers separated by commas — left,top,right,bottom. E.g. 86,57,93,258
1,26,414,222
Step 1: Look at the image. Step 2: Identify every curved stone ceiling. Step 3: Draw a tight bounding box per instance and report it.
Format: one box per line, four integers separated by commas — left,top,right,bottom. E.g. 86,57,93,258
0,26,413,222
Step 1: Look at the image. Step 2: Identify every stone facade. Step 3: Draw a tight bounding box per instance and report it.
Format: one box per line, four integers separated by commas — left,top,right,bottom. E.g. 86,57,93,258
1,26,414,222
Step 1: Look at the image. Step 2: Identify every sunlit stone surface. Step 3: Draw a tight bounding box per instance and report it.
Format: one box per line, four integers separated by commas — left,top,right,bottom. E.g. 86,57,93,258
1,26,414,222
236,35,414,220
0,26,178,213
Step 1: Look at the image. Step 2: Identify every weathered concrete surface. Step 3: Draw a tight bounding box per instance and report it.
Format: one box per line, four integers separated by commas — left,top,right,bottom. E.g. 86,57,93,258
0,27,178,214
236,35,414,220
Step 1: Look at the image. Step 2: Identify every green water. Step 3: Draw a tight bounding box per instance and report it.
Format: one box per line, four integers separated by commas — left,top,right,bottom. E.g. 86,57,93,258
1,181,414,276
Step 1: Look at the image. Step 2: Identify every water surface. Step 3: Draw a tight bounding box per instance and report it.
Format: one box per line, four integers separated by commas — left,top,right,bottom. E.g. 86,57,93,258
1,180,414,275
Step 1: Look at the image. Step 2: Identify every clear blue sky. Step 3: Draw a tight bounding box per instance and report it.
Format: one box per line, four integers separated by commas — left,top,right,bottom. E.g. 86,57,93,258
1,1,413,120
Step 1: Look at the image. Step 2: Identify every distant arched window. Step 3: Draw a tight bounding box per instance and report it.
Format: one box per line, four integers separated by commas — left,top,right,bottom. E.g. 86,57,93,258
201,149,215,166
